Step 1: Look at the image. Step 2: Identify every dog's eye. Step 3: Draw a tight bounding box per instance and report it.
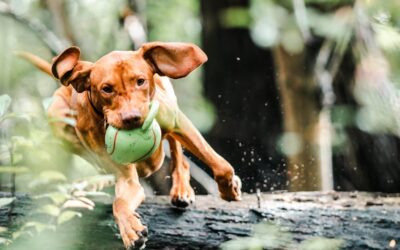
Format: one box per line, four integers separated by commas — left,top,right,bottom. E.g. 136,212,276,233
137,79,146,86
102,86,113,93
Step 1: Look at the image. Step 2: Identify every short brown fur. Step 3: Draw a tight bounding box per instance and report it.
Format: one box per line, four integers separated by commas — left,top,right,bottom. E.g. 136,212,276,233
22,42,241,249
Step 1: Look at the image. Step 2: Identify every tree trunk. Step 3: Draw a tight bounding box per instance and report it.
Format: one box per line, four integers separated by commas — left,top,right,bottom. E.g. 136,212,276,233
273,47,323,191
4,192,400,249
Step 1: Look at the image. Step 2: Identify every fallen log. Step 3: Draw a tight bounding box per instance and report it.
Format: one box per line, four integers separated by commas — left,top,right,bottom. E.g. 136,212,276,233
2,192,400,249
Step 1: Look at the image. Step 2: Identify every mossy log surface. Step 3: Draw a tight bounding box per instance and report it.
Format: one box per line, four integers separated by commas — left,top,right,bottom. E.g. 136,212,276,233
1,192,399,249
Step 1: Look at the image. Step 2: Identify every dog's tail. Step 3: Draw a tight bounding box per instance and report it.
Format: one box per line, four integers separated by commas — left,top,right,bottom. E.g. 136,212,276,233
15,51,53,77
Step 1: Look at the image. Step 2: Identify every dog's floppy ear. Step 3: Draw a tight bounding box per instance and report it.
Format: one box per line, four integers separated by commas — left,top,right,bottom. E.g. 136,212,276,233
51,46,93,93
140,42,208,79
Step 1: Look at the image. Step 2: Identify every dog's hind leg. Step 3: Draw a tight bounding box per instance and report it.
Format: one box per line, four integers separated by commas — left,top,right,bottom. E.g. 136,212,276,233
167,135,195,208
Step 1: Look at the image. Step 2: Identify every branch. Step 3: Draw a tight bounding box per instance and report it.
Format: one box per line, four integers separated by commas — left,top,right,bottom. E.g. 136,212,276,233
4,192,400,249
0,1,66,55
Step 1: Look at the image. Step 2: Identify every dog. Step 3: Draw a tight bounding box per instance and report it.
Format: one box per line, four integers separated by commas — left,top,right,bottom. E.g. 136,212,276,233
21,42,242,249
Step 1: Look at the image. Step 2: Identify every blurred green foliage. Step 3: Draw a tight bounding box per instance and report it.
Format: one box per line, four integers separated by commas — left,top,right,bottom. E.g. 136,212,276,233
249,0,400,147
146,0,216,132
0,94,114,247
221,222,343,250
0,0,399,248
0,0,215,247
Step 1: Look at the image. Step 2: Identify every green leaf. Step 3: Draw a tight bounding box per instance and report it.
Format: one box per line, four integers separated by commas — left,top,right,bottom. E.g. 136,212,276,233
299,237,344,250
42,97,54,111
34,192,69,205
0,146,10,162
28,129,49,144
39,170,67,182
220,7,251,28
48,117,76,127
12,153,23,165
0,237,10,245
21,221,56,234
11,136,34,148
57,211,82,225
77,191,111,197
29,171,68,188
0,226,8,233
0,166,29,174
0,95,11,117
0,197,15,208
373,23,400,51
220,236,264,250
36,204,60,217
12,231,25,239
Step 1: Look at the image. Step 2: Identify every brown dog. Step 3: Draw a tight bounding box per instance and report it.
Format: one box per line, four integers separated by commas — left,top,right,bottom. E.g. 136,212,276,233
22,42,241,249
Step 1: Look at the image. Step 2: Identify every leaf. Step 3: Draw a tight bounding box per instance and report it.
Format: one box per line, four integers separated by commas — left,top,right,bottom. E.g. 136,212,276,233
73,191,111,198
0,166,29,174
48,117,76,127
62,199,94,210
82,174,115,191
39,171,67,182
73,190,112,204
57,211,82,225
0,145,10,162
12,231,25,239
34,192,69,205
11,136,34,148
220,7,251,28
373,23,400,51
12,153,23,165
0,197,15,208
28,129,49,144
0,237,10,245
21,221,56,234
299,237,344,250
29,171,67,188
12,230,34,239
36,204,60,217
0,95,11,117
0,226,8,233
77,196,95,207
220,236,264,250
42,97,54,111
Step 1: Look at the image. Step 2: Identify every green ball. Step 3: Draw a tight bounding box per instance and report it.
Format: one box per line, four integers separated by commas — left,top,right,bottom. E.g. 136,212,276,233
105,101,162,164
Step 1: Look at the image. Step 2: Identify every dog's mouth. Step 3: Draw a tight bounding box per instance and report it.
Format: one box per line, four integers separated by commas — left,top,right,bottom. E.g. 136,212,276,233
104,119,144,130
103,107,148,131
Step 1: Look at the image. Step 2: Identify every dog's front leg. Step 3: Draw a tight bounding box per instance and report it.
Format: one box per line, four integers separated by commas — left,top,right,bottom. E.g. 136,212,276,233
167,135,195,208
171,111,242,201
113,164,148,249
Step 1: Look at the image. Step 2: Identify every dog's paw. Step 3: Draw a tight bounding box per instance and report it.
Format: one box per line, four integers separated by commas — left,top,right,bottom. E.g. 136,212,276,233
116,212,148,250
170,182,195,208
216,174,242,201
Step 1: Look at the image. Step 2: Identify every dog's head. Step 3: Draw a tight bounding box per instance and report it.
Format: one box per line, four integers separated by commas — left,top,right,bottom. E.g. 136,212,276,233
51,42,207,129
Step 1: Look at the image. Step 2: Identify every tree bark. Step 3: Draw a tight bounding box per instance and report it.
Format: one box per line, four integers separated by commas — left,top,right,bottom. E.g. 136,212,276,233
4,192,400,249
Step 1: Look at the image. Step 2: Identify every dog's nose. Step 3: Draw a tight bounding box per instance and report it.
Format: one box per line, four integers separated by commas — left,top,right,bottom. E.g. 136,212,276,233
121,111,142,128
